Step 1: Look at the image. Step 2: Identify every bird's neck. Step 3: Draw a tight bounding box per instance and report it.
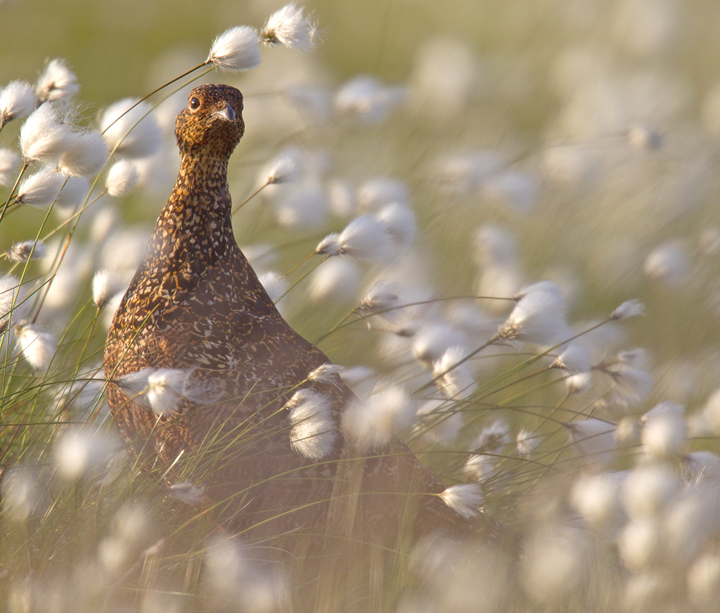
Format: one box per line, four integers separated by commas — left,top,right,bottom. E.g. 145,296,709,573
149,152,235,264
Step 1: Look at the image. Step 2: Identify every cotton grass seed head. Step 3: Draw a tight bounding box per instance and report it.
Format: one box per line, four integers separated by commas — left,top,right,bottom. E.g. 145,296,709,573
564,418,617,466
258,271,288,303
15,322,57,372
0,80,37,127
358,281,401,319
334,76,405,124
376,202,417,246
262,3,317,51
6,239,46,263
551,343,591,373
105,159,140,197
0,147,19,186
516,428,540,456
35,58,79,104
0,81,35,129
261,149,301,186
58,130,108,177
206,25,262,72
92,269,124,309
0,275,24,330
54,428,111,482
287,389,337,460
498,280,570,346
167,482,205,505
622,463,680,519
432,345,477,400
15,167,65,207
100,98,162,159
319,214,395,261
342,385,415,450
439,484,483,518
20,102,78,163
146,368,189,416
611,298,645,320
307,362,344,384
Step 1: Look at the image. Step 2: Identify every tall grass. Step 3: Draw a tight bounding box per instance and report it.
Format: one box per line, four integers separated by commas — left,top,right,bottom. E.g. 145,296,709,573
2,1,720,612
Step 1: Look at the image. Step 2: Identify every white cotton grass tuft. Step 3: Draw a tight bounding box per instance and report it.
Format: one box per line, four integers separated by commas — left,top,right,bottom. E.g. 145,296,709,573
35,58,79,104
358,280,401,319
307,362,344,384
564,418,617,465
521,526,588,604
316,214,395,261
167,482,205,505
342,385,415,450
414,399,463,445
570,471,626,529
259,149,301,186
639,401,687,458
474,418,511,453
432,346,477,400
15,322,57,372
643,240,690,287
375,202,417,246
412,321,467,364
0,148,20,186
6,240,47,263
273,181,328,229
116,367,219,417
622,463,680,519
463,451,497,483
99,98,163,159
434,149,505,196
20,103,78,163
0,275,25,330
439,484,483,518
551,343,591,373
55,175,90,210
497,281,570,346
145,369,190,416
308,256,361,303
334,76,405,124
258,271,288,303
516,428,540,456
105,159,140,197
54,428,111,482
15,167,65,207
286,389,337,460
688,553,720,606
357,176,409,212
597,348,655,407
611,298,645,320
206,26,262,72
481,170,539,214
0,81,37,127
617,519,663,571
262,3,317,51
92,269,124,309
58,130,108,177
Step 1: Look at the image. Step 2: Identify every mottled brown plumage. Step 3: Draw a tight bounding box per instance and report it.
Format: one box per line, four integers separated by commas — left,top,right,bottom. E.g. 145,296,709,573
104,84,510,555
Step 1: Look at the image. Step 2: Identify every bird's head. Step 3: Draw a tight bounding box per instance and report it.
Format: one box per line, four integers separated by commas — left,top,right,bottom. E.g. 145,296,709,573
175,84,244,159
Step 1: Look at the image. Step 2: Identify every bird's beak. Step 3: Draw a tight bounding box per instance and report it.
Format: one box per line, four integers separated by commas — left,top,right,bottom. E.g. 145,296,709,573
213,102,236,122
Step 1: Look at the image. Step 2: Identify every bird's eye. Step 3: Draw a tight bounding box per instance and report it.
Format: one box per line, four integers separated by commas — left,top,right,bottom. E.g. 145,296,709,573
189,97,201,111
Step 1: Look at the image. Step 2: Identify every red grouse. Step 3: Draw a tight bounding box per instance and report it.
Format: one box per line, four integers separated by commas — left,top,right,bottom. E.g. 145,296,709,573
104,84,509,553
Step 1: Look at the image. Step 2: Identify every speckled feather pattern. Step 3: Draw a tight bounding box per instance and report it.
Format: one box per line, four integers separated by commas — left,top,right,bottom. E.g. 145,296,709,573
104,84,510,548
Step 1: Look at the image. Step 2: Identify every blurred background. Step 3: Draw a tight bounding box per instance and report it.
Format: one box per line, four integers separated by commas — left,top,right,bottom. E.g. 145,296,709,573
4,1,720,610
